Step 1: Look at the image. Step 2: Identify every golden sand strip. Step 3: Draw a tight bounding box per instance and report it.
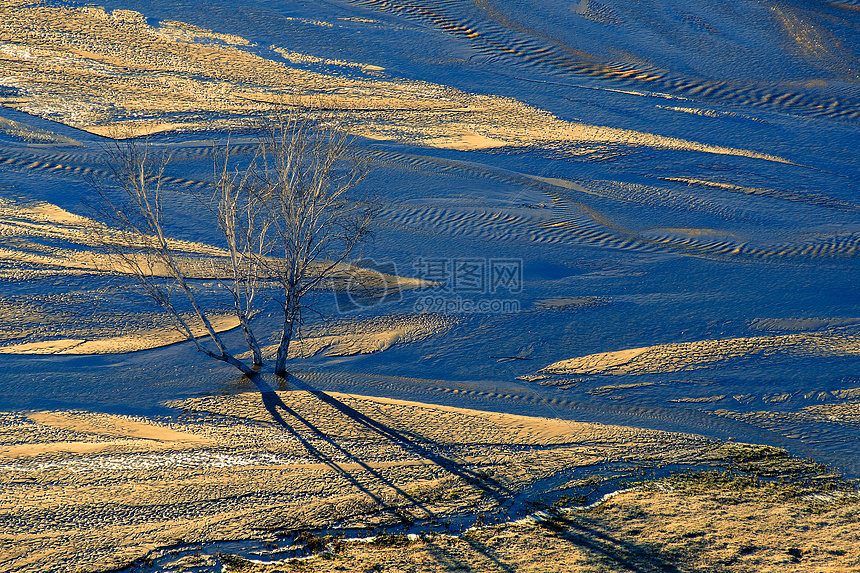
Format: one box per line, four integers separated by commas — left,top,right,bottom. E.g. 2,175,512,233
0,311,450,356
0,2,788,161
0,313,239,355
540,332,860,376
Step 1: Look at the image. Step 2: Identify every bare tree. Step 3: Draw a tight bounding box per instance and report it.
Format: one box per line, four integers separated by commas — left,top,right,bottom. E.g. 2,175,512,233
91,111,374,379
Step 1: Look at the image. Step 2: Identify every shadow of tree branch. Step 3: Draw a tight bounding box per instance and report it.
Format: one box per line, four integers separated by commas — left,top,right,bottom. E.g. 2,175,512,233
242,370,432,524
286,373,516,505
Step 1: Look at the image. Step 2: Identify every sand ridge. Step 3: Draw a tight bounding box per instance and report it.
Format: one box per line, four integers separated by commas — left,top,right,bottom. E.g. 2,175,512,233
0,411,212,458
539,332,860,376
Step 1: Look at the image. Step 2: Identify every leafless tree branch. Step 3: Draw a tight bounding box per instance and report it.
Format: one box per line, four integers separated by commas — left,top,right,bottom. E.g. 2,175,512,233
88,109,375,379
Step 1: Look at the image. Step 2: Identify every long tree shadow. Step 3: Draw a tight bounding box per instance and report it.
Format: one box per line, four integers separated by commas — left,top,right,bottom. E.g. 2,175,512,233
420,540,516,573
547,512,683,573
419,512,684,573
240,372,518,521
284,373,515,505
245,372,684,572
239,371,428,520
263,373,529,571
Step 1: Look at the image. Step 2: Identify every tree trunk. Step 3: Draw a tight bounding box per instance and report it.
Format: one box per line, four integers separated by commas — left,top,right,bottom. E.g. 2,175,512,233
274,292,298,377
202,348,266,386
239,315,264,367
